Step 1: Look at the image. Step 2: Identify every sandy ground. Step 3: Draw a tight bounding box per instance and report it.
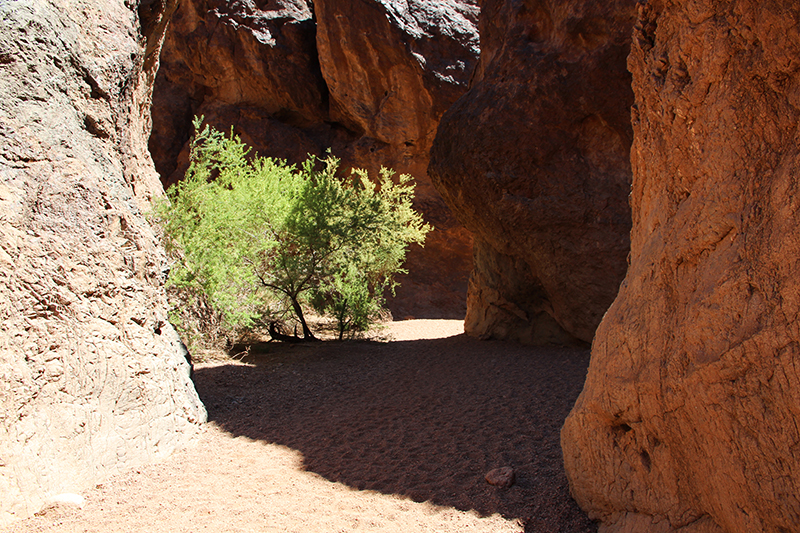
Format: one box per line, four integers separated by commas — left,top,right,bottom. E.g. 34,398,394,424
2,320,596,533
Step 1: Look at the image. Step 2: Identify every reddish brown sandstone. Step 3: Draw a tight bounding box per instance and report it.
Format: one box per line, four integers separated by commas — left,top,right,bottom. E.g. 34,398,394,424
429,0,636,344
313,0,479,181
562,1,800,531
150,0,325,186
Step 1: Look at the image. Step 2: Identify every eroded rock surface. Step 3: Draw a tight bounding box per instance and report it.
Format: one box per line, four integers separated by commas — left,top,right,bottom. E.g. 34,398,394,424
313,0,479,178
150,0,325,187
0,0,206,524
428,0,636,344
562,1,800,531
150,0,480,319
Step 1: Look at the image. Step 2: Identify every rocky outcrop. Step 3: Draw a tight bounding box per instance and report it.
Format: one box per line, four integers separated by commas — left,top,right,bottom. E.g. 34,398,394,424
0,0,206,524
313,0,479,179
150,0,480,319
428,0,636,344
562,1,800,531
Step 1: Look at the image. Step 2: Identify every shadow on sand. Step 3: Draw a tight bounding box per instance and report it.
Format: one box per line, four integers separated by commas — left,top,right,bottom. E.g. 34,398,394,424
192,334,596,533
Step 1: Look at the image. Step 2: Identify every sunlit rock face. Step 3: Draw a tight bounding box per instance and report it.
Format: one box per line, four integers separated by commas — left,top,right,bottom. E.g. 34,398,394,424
429,0,636,344
150,0,481,319
562,1,800,531
0,0,205,524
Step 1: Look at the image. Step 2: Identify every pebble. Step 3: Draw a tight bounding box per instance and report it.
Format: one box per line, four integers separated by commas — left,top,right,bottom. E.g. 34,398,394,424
485,467,515,488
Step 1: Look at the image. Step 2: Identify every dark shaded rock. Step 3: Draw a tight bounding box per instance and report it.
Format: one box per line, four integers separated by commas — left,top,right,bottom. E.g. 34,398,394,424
466,238,581,345
150,0,325,187
429,0,636,344
562,1,800,531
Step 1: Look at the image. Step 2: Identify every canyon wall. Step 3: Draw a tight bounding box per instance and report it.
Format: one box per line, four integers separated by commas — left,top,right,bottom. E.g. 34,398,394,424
562,1,800,531
150,0,480,319
0,0,206,523
428,0,636,344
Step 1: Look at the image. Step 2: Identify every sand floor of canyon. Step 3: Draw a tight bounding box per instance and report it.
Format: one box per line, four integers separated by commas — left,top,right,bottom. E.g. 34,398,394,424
2,320,596,533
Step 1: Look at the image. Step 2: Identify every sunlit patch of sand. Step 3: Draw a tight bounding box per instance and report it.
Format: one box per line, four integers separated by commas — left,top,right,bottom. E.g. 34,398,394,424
383,319,464,341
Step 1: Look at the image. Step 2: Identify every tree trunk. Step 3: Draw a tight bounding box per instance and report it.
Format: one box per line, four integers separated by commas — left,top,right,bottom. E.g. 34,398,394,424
290,295,317,340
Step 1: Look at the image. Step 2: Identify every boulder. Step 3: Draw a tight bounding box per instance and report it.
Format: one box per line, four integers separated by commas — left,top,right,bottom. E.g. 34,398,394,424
149,0,480,319
562,1,800,531
0,0,206,524
428,0,636,344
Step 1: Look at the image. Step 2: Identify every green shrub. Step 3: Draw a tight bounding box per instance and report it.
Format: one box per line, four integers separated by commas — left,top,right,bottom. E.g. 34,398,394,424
155,117,431,341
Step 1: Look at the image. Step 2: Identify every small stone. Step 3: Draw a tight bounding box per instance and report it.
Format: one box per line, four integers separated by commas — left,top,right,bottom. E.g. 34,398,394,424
485,467,515,488
48,493,85,508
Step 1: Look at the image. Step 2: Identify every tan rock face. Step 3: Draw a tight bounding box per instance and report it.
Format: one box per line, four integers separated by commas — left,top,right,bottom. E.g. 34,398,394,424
0,0,205,524
428,0,636,344
150,0,480,319
562,1,800,531
465,239,583,346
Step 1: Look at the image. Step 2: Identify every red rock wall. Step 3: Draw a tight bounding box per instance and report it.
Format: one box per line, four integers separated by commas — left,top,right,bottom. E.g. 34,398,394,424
562,1,800,531
150,0,480,319
428,0,636,344
149,0,326,186
0,0,205,523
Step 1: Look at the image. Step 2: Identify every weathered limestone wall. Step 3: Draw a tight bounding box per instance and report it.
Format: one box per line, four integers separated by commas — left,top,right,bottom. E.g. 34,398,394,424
562,1,800,531
0,0,206,523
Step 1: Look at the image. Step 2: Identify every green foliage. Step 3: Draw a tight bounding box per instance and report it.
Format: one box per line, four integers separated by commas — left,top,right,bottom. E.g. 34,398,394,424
156,117,431,341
